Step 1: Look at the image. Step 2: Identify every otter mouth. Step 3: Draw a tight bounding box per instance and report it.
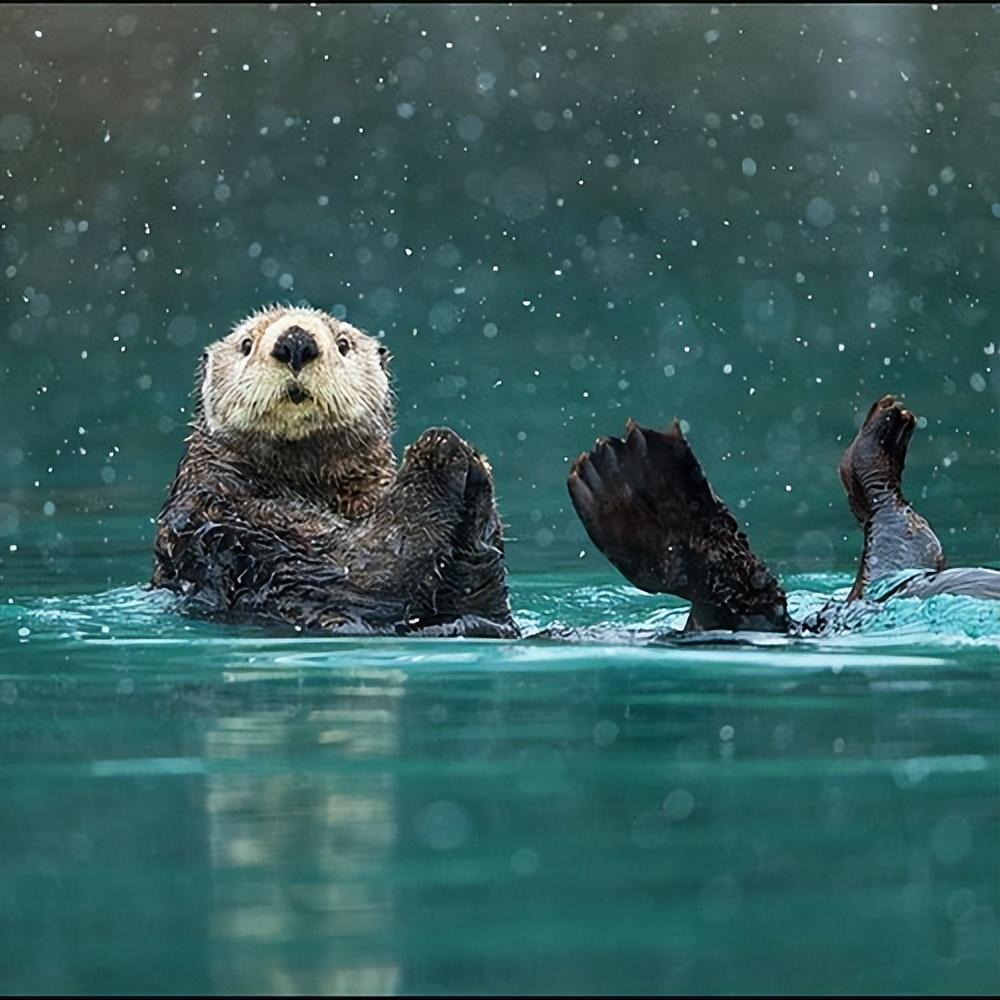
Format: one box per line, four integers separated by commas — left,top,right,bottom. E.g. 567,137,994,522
285,383,311,405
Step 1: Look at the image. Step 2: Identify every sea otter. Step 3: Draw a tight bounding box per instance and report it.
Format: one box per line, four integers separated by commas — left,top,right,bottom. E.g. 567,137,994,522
153,305,518,638
568,395,999,635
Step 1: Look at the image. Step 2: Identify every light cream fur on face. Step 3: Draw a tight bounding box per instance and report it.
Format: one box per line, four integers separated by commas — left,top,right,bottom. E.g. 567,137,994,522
201,306,391,440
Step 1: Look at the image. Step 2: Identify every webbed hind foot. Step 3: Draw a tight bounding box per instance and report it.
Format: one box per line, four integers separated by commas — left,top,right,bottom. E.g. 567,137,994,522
568,420,789,633
839,395,944,601
838,394,915,525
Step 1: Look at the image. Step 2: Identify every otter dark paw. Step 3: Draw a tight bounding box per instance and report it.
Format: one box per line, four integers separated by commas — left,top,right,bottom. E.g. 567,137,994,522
460,450,501,537
463,449,491,503
855,395,916,457
411,434,500,549
838,395,916,525
567,419,789,632
568,420,719,595
401,427,476,497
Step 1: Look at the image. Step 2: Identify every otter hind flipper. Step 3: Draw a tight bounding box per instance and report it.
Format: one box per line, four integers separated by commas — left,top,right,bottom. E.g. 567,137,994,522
875,566,1000,602
840,396,944,601
838,394,914,525
568,421,789,633
568,422,697,595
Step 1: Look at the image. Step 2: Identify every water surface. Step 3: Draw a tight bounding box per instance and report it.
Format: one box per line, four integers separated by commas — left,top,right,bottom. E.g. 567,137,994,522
2,569,998,995
1,2,999,994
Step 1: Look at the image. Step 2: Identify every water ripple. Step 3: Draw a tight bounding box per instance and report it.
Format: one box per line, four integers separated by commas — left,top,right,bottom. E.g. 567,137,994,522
1,573,998,666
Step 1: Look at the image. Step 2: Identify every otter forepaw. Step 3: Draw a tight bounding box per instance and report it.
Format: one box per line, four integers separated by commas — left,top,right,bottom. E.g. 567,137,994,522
462,449,495,507
455,449,505,554
402,427,474,495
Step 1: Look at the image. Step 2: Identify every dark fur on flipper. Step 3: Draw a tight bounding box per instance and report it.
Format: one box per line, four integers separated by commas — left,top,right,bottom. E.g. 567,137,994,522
568,420,790,633
568,396,996,641
838,395,944,601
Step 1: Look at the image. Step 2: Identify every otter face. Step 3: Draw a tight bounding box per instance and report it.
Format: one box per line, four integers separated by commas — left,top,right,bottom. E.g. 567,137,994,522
200,306,392,441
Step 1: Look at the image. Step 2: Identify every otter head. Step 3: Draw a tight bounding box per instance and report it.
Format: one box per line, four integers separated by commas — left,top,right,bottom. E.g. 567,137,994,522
198,306,393,442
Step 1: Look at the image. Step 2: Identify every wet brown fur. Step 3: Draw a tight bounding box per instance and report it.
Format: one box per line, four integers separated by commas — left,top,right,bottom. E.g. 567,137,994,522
568,396,997,636
152,306,517,637
568,420,790,633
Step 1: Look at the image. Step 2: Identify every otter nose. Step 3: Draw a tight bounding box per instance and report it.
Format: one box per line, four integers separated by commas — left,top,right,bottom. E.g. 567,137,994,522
271,326,319,373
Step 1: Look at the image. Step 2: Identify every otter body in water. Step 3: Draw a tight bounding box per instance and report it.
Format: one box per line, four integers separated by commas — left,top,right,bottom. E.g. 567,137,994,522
568,395,999,636
153,306,517,637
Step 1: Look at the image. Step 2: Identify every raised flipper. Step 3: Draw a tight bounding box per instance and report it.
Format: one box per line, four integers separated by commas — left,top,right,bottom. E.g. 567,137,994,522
567,420,790,633
838,395,944,601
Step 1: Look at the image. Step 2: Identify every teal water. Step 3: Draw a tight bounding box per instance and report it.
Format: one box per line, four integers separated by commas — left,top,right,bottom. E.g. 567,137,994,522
2,2,1000,995
3,558,999,995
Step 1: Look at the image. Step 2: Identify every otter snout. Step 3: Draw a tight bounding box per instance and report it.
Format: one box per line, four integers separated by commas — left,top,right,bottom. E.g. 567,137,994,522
272,326,320,373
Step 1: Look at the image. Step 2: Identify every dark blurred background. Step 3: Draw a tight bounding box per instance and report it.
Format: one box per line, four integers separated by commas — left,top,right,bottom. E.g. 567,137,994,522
1,3,997,587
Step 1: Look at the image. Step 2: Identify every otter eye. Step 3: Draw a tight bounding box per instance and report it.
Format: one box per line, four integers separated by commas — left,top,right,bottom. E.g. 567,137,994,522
240,338,253,356
337,338,351,357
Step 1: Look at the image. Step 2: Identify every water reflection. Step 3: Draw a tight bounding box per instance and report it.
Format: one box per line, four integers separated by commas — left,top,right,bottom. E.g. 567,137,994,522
0,609,997,993
143,644,995,994
202,665,406,995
